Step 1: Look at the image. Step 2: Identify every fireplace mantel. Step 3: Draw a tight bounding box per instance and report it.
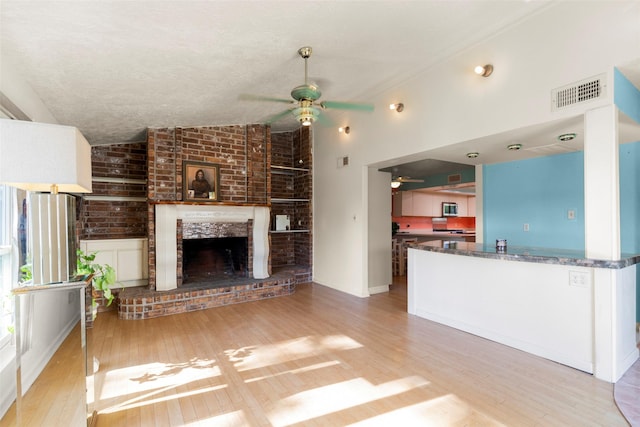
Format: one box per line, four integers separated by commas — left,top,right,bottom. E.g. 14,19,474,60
155,204,270,291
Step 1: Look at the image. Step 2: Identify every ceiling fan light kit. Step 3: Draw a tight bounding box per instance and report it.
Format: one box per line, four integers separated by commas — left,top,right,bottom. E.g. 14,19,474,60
240,46,374,127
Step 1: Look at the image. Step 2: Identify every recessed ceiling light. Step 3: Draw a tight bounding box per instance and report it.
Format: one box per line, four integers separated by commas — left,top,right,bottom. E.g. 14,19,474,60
557,133,576,142
466,152,479,158
507,143,522,151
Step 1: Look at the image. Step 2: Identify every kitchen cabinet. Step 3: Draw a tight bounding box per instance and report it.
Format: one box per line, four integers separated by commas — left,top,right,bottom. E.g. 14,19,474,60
394,190,476,217
467,196,476,216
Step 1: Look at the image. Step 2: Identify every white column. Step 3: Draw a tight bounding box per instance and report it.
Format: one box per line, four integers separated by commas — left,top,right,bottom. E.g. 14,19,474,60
584,104,638,382
584,104,620,260
252,207,269,279
155,205,178,291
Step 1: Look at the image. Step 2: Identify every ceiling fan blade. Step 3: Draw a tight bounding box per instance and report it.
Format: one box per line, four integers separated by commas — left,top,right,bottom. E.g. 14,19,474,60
397,176,424,183
320,100,375,112
265,109,294,124
239,94,294,104
315,110,334,127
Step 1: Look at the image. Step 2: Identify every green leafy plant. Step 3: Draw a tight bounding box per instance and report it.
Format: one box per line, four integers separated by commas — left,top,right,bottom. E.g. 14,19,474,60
19,260,32,283
76,249,117,308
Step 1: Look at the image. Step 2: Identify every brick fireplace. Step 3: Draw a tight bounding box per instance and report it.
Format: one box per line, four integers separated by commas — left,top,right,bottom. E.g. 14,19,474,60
109,124,310,319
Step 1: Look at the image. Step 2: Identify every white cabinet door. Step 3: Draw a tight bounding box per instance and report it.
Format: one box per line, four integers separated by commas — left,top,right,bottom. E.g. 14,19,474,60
467,196,476,216
401,191,414,216
412,192,432,216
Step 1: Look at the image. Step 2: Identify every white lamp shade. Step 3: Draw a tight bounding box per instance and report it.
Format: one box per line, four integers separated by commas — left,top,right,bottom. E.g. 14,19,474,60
0,119,92,193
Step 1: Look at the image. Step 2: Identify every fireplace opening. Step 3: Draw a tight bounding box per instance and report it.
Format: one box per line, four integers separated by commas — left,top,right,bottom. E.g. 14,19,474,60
183,237,248,285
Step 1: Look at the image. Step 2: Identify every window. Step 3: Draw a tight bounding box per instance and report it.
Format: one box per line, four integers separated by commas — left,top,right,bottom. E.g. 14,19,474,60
0,184,20,349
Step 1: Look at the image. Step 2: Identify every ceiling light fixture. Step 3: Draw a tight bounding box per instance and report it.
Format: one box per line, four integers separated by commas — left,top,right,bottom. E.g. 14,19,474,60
474,64,494,77
294,105,319,126
466,152,479,158
557,133,577,142
507,143,522,151
389,103,404,112
391,180,401,189
338,126,350,134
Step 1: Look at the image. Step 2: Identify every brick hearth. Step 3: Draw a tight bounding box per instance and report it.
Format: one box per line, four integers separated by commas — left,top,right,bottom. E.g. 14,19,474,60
117,268,309,320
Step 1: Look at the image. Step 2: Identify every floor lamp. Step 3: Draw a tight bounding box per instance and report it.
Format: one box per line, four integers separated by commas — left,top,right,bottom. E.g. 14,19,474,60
0,119,92,284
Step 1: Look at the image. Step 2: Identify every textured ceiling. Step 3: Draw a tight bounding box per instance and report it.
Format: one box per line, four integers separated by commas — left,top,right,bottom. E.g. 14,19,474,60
1,0,555,145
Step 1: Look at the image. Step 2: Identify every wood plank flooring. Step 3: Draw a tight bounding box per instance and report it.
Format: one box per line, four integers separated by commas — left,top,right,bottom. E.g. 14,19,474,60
86,279,629,426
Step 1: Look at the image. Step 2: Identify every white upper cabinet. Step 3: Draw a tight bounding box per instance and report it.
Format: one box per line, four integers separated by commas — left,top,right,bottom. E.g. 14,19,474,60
395,190,476,217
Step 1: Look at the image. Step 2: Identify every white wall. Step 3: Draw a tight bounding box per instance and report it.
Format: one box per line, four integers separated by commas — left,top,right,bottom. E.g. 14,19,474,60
313,2,640,296
367,167,392,294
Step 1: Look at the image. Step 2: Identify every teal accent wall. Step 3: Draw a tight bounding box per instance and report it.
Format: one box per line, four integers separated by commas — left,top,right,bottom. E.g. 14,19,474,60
615,67,640,323
620,141,640,255
615,68,640,122
483,151,585,250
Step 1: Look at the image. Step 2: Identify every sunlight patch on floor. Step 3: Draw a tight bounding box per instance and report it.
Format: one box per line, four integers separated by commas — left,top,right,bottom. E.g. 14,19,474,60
244,360,341,383
100,383,228,414
99,358,219,400
346,394,506,427
226,335,362,371
180,409,248,426
268,376,430,425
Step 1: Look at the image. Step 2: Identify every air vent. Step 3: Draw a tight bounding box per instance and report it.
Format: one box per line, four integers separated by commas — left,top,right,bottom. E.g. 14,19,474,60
551,73,606,111
336,156,349,168
447,174,461,184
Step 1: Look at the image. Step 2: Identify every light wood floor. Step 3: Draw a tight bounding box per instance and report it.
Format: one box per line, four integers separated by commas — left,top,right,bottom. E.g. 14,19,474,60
2,279,631,426
88,279,628,426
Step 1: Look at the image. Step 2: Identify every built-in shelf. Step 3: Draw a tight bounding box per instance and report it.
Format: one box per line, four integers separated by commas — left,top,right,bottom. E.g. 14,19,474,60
84,195,147,202
92,177,147,185
271,165,310,173
271,198,310,203
269,230,310,234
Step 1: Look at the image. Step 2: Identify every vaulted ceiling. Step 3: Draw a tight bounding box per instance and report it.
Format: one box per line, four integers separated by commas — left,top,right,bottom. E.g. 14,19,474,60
1,1,556,146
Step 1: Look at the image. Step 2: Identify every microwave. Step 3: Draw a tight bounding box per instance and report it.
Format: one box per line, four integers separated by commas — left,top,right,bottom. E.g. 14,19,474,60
442,202,458,217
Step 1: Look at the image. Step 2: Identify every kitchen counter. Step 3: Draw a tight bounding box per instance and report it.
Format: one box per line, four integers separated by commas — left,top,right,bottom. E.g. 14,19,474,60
407,239,640,269
407,239,639,383
394,229,476,242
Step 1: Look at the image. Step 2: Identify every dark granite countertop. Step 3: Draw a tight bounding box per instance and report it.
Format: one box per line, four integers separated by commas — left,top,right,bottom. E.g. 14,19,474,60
406,240,640,269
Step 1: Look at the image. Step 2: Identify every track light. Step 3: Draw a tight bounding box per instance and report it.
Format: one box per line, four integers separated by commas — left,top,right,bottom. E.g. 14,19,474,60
338,126,350,134
389,103,404,112
474,64,493,77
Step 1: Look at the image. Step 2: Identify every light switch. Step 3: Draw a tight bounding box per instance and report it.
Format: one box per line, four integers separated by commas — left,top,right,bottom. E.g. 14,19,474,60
567,209,576,220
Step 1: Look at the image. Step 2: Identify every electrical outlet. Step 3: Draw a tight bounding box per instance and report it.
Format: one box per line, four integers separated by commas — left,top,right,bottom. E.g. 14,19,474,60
523,223,529,232
569,270,590,288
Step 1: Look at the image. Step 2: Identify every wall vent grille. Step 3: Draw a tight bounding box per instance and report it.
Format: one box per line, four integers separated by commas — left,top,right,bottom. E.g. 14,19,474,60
447,174,462,184
551,74,606,111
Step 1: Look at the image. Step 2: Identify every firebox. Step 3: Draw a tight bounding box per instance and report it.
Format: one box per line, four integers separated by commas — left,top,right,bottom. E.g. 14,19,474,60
183,237,248,284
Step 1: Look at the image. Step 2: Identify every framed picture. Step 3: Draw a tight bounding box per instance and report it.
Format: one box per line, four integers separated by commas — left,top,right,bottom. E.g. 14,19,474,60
183,161,220,201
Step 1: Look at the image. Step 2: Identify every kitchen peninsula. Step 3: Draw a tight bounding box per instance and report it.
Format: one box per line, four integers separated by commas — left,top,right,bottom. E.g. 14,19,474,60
406,240,639,383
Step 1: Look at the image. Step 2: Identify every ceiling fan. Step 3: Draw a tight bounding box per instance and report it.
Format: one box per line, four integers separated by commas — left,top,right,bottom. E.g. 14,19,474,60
391,176,424,188
240,46,374,126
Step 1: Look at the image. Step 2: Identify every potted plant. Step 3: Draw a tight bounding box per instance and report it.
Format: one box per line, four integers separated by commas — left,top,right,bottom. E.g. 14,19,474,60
76,249,116,318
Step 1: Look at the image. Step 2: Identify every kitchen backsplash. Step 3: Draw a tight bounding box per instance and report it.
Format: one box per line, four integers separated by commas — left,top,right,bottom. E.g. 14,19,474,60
392,216,475,231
